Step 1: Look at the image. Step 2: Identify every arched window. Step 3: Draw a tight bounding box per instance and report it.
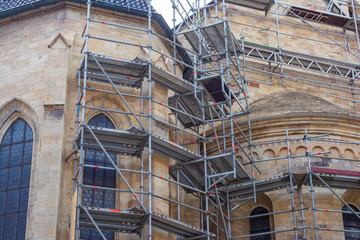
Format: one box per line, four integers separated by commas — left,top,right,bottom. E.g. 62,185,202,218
81,114,116,240
0,118,33,240
250,207,271,240
342,204,360,240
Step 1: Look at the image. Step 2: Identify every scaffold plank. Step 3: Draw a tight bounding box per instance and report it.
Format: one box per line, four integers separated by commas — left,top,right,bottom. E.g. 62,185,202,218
169,165,205,191
281,2,353,28
79,207,144,233
225,0,274,12
81,53,147,88
134,57,195,94
277,1,360,32
183,31,210,57
81,126,146,156
209,154,249,181
225,175,292,199
169,154,250,190
79,207,213,238
182,22,241,58
80,125,201,161
202,22,241,57
225,170,360,201
169,93,223,128
200,74,230,103
152,212,214,238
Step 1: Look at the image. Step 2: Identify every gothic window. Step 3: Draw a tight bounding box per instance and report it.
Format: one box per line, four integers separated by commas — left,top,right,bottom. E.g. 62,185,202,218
0,118,33,240
342,204,360,240
81,114,116,240
250,207,271,240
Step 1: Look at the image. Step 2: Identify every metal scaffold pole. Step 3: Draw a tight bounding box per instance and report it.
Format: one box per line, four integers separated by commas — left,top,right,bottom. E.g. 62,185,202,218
299,187,307,239
286,129,298,239
147,1,153,239
305,129,318,240
75,0,91,238
274,0,285,86
69,0,360,239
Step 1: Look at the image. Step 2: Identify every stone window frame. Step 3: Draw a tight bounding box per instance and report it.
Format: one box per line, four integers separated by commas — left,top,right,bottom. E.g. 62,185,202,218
247,202,275,240
0,99,40,239
0,117,33,239
342,204,360,240
249,206,272,240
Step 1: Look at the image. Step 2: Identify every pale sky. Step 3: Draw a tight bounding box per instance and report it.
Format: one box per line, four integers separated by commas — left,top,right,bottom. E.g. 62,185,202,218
152,0,211,26
152,0,189,26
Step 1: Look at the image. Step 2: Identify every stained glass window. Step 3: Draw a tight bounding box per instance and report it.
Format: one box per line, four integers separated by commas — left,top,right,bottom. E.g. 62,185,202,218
342,204,360,240
250,207,271,240
81,114,116,240
0,118,33,240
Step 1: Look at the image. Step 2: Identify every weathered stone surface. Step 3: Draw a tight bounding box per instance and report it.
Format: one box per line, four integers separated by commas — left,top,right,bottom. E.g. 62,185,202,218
1,0,359,239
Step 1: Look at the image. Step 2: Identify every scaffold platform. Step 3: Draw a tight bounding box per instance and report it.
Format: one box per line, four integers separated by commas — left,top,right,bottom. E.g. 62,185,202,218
183,22,241,59
280,2,360,32
199,74,231,103
81,53,195,93
226,0,274,12
224,174,292,200
169,94,222,128
81,53,147,88
169,154,250,190
71,0,360,238
134,57,195,94
223,168,360,201
79,207,214,238
80,125,201,161
79,207,144,233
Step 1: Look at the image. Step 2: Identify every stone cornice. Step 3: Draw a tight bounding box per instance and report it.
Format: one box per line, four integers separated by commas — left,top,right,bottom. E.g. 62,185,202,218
248,112,360,141
206,112,360,154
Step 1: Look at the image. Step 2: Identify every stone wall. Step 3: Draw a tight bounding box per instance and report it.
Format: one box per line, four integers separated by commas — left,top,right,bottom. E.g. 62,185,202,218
1,0,359,239
0,2,182,239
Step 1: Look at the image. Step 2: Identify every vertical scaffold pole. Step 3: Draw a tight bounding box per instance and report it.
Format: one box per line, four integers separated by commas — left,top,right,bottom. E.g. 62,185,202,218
274,0,284,86
222,0,235,183
286,129,298,240
305,129,318,240
75,0,91,239
226,189,231,240
147,0,153,239
351,0,360,52
73,68,81,193
299,187,307,239
140,66,145,240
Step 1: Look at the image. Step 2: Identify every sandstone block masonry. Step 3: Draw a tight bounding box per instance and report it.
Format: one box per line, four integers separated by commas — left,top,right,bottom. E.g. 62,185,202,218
0,0,359,239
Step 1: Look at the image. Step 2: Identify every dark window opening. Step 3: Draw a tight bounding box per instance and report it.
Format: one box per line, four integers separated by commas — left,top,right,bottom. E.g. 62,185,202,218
80,114,116,240
0,118,33,240
250,207,271,240
342,204,360,240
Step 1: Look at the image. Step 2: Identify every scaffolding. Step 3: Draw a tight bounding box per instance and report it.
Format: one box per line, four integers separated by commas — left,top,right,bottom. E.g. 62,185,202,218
222,0,360,112
69,0,360,239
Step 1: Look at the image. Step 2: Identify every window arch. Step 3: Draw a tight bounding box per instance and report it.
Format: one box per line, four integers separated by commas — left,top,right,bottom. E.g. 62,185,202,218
81,114,116,240
0,118,33,240
342,204,360,240
250,207,271,240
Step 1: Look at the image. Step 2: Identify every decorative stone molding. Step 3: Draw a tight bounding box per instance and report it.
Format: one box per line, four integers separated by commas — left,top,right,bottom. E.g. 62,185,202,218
0,98,40,239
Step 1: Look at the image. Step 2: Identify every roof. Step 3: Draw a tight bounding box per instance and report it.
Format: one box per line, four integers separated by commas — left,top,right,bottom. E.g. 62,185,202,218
0,0,154,13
